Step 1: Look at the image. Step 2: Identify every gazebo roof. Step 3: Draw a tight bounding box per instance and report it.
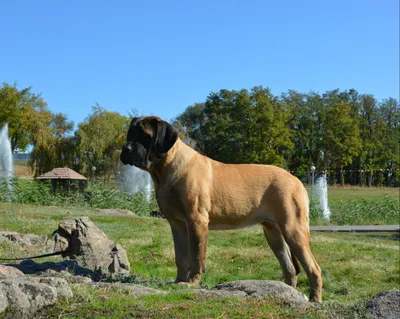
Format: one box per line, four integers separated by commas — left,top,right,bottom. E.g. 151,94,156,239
36,168,87,181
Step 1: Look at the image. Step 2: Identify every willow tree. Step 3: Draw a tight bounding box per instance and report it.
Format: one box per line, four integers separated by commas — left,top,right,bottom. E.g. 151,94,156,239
29,112,76,176
76,105,130,181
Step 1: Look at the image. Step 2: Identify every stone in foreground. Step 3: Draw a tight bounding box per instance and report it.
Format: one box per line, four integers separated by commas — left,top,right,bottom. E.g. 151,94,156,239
0,232,53,251
52,216,130,275
214,280,309,303
85,282,165,295
0,278,58,318
365,290,400,319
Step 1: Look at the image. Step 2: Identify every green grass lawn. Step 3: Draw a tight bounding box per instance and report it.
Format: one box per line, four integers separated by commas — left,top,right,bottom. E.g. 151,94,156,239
1,200,399,318
307,186,399,201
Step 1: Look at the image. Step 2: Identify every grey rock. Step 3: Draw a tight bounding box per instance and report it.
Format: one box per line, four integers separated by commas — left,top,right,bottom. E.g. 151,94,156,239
365,290,400,319
175,280,309,305
38,269,72,277
38,269,92,284
51,232,69,252
0,264,25,278
214,280,309,304
86,282,165,295
0,289,8,314
194,288,247,298
0,232,52,250
0,278,58,318
31,277,73,299
67,275,93,284
52,216,131,275
97,209,136,217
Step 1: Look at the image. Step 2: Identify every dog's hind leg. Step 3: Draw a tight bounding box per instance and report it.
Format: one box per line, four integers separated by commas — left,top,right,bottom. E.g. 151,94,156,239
169,220,190,282
261,221,298,288
280,223,322,302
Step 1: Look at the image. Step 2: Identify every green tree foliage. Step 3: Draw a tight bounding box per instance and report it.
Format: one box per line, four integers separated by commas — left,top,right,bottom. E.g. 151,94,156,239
324,101,362,185
0,83,48,152
379,98,400,167
357,95,385,186
174,87,293,166
29,112,76,176
176,87,398,186
76,105,130,181
173,102,206,149
281,91,325,179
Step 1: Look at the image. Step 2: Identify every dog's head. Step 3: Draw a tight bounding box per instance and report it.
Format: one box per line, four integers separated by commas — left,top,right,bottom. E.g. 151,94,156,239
120,116,178,169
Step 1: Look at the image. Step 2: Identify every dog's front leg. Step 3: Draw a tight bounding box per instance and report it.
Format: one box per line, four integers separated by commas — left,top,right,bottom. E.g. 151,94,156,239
186,219,208,285
169,220,190,283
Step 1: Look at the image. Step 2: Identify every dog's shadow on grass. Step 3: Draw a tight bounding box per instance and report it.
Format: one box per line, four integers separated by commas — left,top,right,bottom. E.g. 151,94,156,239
6,259,99,279
5,260,171,287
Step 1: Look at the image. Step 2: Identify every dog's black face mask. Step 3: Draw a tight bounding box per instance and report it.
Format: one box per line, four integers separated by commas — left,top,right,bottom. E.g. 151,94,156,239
120,116,178,169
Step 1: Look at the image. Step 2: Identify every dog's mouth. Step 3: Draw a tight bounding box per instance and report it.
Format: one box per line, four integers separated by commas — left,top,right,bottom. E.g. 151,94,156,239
120,151,135,166
120,154,144,169
121,159,136,166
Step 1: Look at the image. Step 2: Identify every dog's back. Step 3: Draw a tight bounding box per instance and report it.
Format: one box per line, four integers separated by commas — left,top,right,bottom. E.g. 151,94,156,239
203,160,309,230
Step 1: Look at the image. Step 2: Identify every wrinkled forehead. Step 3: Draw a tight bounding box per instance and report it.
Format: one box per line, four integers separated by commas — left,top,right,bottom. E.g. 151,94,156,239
128,116,163,136
130,116,162,127
130,116,145,127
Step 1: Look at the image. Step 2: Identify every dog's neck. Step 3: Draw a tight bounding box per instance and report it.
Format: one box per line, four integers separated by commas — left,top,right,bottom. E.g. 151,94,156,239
149,138,197,188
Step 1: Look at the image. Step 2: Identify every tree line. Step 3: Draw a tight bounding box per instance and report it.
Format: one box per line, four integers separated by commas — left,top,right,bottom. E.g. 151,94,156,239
1,82,399,186
172,87,399,187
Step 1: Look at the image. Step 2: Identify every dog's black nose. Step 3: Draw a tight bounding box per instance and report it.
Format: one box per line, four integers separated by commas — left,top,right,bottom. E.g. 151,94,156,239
123,143,132,152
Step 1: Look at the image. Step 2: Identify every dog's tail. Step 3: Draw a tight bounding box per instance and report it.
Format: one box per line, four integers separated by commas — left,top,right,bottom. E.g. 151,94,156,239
291,251,301,275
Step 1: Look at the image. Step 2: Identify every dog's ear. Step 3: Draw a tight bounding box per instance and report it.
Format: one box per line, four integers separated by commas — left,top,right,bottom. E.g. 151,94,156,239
151,119,178,158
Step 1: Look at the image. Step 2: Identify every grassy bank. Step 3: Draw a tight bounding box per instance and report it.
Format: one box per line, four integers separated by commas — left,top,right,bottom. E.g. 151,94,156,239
0,179,158,216
0,202,399,318
306,186,398,201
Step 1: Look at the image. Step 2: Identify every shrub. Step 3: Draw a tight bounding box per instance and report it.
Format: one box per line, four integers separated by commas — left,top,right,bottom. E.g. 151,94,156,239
309,199,325,223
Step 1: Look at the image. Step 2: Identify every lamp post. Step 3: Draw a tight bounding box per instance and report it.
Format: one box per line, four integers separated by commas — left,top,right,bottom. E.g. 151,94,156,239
311,165,316,199
91,166,96,187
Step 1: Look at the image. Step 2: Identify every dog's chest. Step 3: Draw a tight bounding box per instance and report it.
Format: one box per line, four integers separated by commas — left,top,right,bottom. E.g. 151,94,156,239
155,186,187,220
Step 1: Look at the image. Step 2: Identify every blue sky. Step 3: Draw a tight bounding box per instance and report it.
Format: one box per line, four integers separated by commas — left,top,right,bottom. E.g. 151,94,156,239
1,0,398,127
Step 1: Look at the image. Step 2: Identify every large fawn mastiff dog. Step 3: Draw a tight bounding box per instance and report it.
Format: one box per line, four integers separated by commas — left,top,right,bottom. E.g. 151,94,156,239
120,116,322,302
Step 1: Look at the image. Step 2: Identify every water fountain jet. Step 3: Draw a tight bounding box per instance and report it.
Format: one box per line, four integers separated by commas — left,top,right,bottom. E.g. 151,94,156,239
0,123,14,199
314,174,331,220
119,165,152,201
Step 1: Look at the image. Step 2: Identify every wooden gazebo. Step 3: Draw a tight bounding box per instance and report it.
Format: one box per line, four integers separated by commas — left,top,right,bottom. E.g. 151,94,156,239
36,168,87,195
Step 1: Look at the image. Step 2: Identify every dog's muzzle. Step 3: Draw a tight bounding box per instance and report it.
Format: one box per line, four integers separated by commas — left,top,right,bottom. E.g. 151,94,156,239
120,143,134,165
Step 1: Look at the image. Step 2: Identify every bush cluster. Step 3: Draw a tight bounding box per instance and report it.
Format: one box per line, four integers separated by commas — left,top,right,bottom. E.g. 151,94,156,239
0,178,158,216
